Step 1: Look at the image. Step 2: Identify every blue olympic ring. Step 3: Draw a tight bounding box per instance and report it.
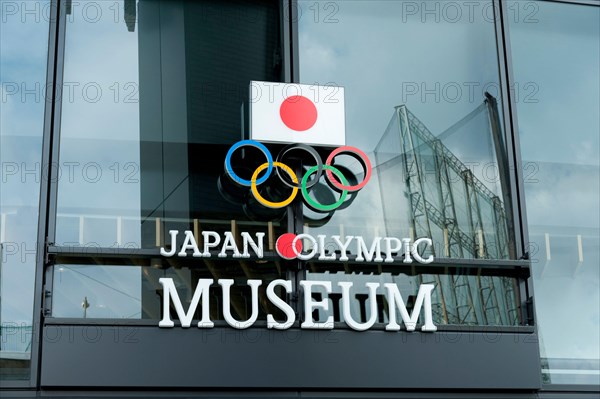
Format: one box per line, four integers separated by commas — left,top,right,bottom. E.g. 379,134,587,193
224,140,273,187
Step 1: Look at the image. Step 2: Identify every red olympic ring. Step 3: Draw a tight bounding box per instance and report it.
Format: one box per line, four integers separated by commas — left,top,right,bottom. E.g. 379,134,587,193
325,146,372,192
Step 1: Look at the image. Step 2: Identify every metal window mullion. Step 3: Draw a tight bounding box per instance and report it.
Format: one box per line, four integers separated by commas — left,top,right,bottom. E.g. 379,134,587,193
494,0,529,261
495,0,536,328
30,0,65,389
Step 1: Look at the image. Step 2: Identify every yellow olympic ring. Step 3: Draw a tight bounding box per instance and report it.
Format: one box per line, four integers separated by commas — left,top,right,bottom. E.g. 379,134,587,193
251,162,298,209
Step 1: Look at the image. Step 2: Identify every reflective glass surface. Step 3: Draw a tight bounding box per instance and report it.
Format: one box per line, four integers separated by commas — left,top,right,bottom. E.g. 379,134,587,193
298,0,516,261
50,260,521,328
509,0,600,385
55,0,286,249
51,260,286,322
48,0,529,332
306,269,521,327
0,0,50,380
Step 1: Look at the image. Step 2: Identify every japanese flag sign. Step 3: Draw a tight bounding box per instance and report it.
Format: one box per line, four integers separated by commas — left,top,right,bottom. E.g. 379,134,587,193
250,81,345,147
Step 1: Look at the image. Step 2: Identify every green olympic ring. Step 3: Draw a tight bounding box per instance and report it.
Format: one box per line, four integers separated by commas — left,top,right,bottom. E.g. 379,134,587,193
301,165,349,212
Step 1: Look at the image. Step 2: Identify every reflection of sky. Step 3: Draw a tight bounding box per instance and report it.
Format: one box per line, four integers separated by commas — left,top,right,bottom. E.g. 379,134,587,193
52,265,141,319
56,1,141,247
509,1,600,364
0,0,49,327
510,2,600,167
298,0,501,151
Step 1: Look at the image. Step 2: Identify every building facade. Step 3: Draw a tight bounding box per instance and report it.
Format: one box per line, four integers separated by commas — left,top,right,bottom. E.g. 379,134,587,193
1,0,599,397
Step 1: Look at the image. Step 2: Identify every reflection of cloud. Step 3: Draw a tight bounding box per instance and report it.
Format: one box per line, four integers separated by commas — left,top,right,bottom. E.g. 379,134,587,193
299,34,337,76
534,274,600,359
60,2,140,142
511,3,600,166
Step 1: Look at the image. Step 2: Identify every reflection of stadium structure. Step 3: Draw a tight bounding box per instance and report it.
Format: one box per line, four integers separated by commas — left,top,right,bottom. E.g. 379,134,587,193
375,96,520,325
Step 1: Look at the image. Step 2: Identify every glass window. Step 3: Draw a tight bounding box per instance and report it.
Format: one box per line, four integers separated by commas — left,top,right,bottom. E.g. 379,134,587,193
47,0,531,331
509,0,600,385
55,0,142,248
297,0,516,262
0,0,50,380
51,0,290,325
295,0,525,329
55,0,286,249
307,268,522,327
50,260,287,322
50,258,522,328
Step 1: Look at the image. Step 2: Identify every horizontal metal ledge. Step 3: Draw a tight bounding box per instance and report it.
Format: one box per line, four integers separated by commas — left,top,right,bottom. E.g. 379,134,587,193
48,245,281,260
43,318,535,333
47,246,530,275
0,391,549,399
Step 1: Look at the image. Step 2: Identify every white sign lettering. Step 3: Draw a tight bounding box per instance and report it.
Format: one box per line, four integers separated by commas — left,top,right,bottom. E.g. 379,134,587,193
160,230,434,264
158,278,437,332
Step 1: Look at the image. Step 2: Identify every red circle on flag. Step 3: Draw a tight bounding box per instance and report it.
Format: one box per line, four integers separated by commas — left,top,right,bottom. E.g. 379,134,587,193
280,96,318,132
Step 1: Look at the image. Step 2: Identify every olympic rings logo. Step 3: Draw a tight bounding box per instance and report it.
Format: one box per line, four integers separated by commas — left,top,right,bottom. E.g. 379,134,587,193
224,140,372,212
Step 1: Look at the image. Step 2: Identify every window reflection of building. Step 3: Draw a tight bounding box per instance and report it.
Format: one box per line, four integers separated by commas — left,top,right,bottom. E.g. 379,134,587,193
376,97,512,261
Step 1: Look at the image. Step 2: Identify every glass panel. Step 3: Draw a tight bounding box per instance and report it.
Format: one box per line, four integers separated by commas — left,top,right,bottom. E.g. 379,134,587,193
297,0,515,261
51,260,522,328
305,268,521,327
509,0,600,385
51,260,287,322
55,0,286,249
0,0,50,380
55,0,141,248
52,0,292,329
